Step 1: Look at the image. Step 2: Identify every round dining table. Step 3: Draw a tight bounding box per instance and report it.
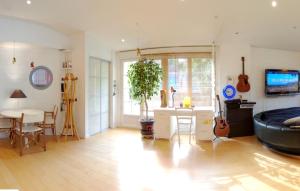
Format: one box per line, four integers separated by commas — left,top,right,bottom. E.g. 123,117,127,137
0,109,44,143
0,109,44,123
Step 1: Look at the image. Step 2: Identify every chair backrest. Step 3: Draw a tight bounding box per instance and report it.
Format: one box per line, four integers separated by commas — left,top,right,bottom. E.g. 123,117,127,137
175,107,194,124
53,105,58,120
17,113,41,133
43,105,58,125
16,113,25,133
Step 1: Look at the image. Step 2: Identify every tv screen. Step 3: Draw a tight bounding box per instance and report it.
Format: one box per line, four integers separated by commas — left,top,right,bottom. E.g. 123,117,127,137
265,69,300,96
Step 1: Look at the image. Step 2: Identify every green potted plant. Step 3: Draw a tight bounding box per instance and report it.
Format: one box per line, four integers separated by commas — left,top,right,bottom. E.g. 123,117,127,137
128,58,163,138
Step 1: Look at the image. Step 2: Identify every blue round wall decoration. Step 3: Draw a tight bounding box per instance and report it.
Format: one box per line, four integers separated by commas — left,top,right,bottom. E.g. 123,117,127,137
223,85,236,100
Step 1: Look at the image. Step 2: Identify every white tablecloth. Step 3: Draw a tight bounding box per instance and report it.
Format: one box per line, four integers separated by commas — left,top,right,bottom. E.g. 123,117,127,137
0,109,44,123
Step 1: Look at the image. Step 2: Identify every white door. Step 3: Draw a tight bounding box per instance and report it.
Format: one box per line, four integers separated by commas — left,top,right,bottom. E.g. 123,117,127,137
88,57,110,136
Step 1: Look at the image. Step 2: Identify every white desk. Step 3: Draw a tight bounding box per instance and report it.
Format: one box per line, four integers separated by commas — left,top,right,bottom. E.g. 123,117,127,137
153,107,214,141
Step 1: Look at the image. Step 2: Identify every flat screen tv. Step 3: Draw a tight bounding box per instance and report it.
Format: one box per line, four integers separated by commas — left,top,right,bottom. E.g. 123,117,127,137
265,69,300,96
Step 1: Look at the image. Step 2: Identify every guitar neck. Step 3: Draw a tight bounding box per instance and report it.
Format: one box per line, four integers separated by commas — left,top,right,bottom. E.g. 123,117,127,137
216,95,223,120
242,57,245,75
218,105,223,120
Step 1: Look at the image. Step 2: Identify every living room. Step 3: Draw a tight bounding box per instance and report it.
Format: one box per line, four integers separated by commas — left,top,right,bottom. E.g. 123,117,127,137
0,0,299,191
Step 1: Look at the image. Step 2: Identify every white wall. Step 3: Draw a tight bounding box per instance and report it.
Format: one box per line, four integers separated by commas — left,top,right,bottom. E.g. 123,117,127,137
251,47,300,113
0,46,64,133
69,32,86,138
216,43,253,105
0,16,70,49
0,16,70,135
110,53,118,128
70,32,112,138
216,44,300,114
85,33,112,61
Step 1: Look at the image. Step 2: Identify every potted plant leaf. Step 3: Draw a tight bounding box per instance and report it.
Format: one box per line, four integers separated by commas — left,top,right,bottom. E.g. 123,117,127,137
128,58,163,138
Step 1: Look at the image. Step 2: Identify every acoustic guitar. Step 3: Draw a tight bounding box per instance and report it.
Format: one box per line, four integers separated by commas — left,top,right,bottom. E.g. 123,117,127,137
237,57,251,92
213,95,230,138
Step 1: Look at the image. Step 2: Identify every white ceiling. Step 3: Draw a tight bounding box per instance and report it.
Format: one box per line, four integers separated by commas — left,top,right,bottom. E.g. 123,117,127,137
1,0,300,51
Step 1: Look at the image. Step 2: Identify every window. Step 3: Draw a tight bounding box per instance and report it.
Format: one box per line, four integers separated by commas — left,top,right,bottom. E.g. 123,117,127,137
123,61,140,115
168,58,188,106
192,58,213,106
122,53,214,115
168,57,213,107
123,60,162,115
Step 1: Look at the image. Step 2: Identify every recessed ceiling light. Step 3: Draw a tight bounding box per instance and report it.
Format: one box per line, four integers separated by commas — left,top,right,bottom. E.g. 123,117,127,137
272,1,277,7
180,0,185,2
121,39,125,43
26,0,32,5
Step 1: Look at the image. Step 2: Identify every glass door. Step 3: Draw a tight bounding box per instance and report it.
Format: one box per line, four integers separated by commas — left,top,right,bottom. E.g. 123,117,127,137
100,60,109,132
88,57,110,136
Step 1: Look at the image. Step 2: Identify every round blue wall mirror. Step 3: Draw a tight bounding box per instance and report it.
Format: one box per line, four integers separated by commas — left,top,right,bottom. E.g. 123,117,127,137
29,66,53,90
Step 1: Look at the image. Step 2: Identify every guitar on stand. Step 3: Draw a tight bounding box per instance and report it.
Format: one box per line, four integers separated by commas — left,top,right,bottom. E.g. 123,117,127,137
213,95,230,139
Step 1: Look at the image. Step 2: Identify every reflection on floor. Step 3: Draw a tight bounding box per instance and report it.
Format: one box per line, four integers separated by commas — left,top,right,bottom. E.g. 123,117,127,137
0,128,299,191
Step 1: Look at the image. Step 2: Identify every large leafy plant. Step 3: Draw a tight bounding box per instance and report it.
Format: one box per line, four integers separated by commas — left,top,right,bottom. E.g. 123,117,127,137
128,58,163,120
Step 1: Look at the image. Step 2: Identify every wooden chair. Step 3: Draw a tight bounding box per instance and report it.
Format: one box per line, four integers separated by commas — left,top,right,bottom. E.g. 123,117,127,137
175,107,194,145
13,113,46,156
38,105,58,141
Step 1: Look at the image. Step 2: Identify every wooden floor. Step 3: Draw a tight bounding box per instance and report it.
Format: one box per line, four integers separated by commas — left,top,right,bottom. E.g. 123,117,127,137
0,128,299,191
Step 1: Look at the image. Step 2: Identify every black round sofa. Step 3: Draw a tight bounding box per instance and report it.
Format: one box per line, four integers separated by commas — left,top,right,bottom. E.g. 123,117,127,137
254,107,300,155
